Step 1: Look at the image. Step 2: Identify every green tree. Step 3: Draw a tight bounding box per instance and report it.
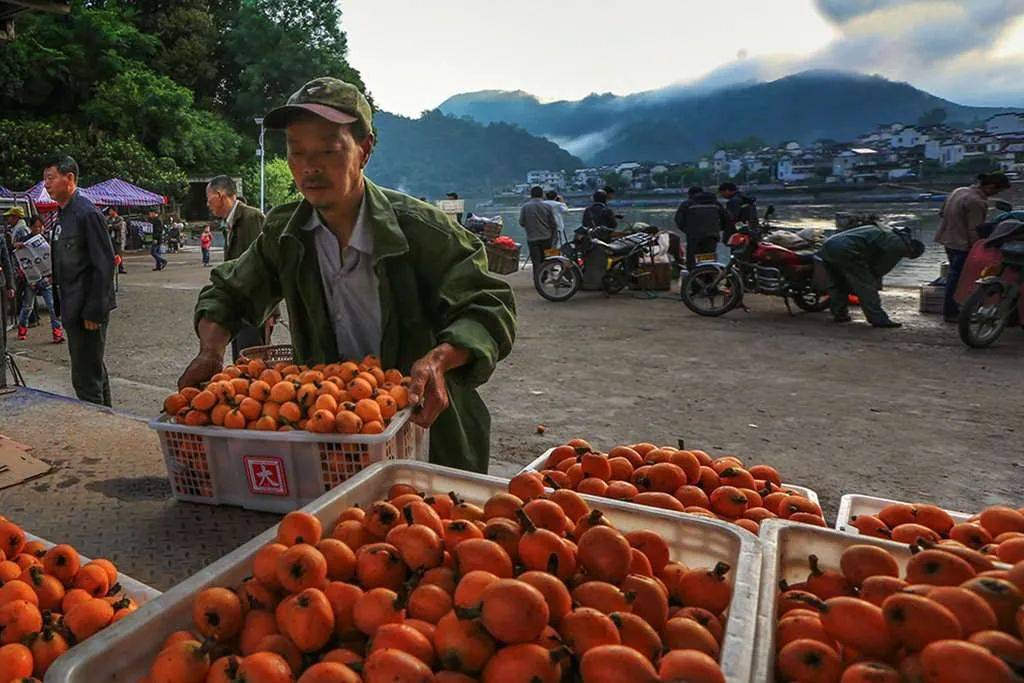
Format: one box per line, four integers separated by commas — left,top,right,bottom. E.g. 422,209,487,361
712,136,767,153
240,157,300,210
917,107,947,126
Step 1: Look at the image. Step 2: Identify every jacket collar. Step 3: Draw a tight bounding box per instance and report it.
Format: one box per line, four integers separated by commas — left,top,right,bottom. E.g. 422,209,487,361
279,178,408,265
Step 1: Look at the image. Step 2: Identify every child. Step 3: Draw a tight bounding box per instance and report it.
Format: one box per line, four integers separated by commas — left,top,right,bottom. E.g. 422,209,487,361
200,225,213,266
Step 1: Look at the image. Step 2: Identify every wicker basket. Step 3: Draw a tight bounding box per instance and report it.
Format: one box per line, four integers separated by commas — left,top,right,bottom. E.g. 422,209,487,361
485,243,520,275
239,344,295,364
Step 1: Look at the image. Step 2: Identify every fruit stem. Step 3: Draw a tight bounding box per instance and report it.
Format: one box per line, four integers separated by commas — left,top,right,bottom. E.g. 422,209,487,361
542,474,562,490
712,561,731,579
808,554,823,577
516,508,538,534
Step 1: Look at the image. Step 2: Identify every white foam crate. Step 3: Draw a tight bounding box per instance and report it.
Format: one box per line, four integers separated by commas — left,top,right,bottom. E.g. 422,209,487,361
49,460,762,683
26,533,161,604
522,447,821,506
753,519,917,683
835,493,973,534
150,408,429,513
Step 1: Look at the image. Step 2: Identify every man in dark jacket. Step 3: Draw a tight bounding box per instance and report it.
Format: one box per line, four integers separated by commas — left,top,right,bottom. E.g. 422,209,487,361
43,156,116,405
179,77,516,474
582,190,617,239
148,210,167,271
519,185,559,273
818,224,924,328
674,187,731,269
206,175,272,359
718,182,758,237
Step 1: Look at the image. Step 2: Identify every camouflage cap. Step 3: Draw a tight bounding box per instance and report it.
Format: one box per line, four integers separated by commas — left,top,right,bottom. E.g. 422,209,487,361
264,77,372,131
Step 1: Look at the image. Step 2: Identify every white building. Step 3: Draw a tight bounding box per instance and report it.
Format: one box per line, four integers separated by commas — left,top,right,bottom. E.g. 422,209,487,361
987,113,1024,136
891,127,929,148
938,144,966,167
526,170,565,189
777,156,816,182
832,148,879,178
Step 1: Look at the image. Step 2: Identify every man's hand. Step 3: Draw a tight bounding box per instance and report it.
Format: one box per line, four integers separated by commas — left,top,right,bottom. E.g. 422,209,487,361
83,320,100,331
406,343,471,428
178,350,223,390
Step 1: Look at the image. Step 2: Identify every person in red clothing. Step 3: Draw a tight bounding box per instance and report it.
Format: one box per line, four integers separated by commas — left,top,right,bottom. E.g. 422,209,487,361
199,224,213,267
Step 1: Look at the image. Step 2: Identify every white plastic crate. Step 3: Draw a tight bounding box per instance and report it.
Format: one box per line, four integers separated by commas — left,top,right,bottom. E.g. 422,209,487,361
26,533,161,604
150,409,429,513
50,460,762,683
753,519,916,683
521,447,822,507
835,493,972,535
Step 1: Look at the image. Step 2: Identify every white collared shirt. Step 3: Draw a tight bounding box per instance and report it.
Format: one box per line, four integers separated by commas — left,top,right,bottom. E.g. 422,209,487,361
301,198,383,359
224,199,239,228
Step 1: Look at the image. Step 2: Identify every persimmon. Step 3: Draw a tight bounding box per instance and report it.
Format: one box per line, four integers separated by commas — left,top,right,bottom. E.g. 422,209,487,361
223,409,247,429
914,504,956,535
778,496,824,520
905,548,976,586
967,629,1024,666
806,554,855,599
859,575,908,607
777,612,833,649
192,587,243,641
179,386,201,402
452,538,513,578
253,543,288,590
622,530,670,576
925,586,998,636
321,647,363,668
61,587,92,614
148,639,210,683
0,643,33,679
811,596,895,658
440,519,483,553
297,662,360,683
979,506,1024,537
370,622,436,667
268,381,297,404
927,541,994,574
482,518,521,563
164,392,190,416
40,544,79,586
839,545,900,587
657,649,725,683
662,616,720,657
839,661,901,683
578,452,612,481
402,500,444,535
353,587,404,636
517,570,572,625
277,511,323,547
22,567,64,611
480,643,561,683
316,538,356,582
577,477,609,496
621,574,669,631
275,588,335,653
920,639,1014,683
676,562,732,615
572,581,632,615
508,471,545,502
580,643,658,682
516,511,574,579
276,543,329,593
70,563,108,599
558,607,620,655
364,501,401,539
320,582,363,642
407,583,452,624
210,403,232,426
608,611,661,662
961,576,1024,633
890,523,940,544
453,570,500,611
881,592,962,650
239,609,279,655
578,526,632,584
62,596,112,641
996,537,1024,564
630,548,654,575
777,638,842,683
332,520,372,551
356,543,408,590
849,515,892,539
234,651,293,683
421,566,457,594
546,488,590,523
433,610,496,674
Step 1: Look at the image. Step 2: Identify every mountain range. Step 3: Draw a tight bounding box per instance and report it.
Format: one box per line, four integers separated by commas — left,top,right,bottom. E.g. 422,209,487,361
438,70,1021,164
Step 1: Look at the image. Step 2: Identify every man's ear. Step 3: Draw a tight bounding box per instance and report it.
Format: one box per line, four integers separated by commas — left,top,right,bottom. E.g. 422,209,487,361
360,133,376,168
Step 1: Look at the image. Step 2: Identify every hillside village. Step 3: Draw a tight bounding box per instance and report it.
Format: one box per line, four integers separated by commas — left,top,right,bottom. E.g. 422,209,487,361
516,111,1024,195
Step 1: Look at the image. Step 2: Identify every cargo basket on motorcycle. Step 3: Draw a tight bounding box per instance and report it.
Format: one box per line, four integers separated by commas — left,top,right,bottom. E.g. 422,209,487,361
1000,242,1024,267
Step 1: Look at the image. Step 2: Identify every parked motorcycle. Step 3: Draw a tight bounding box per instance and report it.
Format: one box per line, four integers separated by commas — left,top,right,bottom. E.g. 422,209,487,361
957,219,1024,348
680,206,830,316
534,225,675,302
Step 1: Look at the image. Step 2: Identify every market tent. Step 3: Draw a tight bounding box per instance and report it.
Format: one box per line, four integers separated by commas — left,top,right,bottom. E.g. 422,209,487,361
82,178,166,207
0,186,11,198
24,181,58,211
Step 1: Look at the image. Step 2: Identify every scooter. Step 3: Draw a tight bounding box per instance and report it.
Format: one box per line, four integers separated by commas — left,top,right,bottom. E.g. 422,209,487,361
957,218,1024,348
680,206,830,316
534,225,677,302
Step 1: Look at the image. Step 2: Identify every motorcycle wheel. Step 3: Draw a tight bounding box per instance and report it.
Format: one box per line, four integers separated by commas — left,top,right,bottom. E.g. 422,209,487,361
958,283,1008,348
534,259,582,302
681,266,743,316
601,268,628,295
793,290,831,312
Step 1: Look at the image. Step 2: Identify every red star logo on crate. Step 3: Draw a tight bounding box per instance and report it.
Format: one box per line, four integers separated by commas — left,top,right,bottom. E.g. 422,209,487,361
243,456,289,496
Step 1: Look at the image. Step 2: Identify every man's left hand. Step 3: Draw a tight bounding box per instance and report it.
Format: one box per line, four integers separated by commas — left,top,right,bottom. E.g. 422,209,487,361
407,343,471,428
83,320,100,331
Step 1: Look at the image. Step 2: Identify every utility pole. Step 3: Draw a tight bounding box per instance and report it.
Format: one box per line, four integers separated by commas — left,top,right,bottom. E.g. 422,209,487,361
254,116,266,214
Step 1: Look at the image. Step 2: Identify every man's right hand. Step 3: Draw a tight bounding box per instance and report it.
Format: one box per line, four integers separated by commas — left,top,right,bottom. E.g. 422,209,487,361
178,350,223,389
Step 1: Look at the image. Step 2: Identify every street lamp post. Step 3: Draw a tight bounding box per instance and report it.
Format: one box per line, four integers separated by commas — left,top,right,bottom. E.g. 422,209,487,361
254,116,265,214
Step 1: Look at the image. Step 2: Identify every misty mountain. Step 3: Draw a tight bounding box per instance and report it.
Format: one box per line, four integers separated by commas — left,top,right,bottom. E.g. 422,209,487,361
367,110,581,197
439,70,1020,163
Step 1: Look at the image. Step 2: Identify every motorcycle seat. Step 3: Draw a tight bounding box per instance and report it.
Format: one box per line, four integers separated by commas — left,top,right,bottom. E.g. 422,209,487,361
596,239,636,257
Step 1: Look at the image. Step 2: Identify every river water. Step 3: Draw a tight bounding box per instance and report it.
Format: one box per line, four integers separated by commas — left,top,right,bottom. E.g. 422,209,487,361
473,200,948,287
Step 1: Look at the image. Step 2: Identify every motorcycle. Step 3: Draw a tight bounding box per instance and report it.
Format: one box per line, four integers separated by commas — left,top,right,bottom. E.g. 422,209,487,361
957,219,1024,348
680,206,831,316
534,225,676,302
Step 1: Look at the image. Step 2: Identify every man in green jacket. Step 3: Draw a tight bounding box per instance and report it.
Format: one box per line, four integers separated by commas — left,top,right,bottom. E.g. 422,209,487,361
179,77,517,473
818,224,924,328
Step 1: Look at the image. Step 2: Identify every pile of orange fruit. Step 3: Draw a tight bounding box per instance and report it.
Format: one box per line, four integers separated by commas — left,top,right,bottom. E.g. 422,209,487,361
0,516,139,680
530,439,825,533
143,483,735,682
162,355,412,435
850,502,1024,566
773,539,1024,682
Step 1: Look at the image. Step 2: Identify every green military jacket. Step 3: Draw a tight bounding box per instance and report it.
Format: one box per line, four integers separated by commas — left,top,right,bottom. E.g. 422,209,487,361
224,202,266,261
819,225,915,279
195,179,517,473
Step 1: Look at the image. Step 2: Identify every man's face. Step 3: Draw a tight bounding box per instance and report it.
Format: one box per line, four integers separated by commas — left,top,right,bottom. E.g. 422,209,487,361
285,115,373,211
720,189,737,199
43,167,74,205
206,189,234,219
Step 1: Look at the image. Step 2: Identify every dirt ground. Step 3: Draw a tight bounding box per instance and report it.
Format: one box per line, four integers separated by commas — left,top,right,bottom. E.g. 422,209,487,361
5,244,1024,521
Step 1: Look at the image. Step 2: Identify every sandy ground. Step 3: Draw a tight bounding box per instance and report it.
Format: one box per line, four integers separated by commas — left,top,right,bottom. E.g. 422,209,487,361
5,244,1023,520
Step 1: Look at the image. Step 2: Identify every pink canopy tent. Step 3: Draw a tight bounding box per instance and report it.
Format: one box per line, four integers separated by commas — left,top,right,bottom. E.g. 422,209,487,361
23,181,58,211
82,178,167,207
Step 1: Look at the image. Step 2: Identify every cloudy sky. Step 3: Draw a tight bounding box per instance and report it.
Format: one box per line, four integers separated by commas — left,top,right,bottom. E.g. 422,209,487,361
343,0,1024,116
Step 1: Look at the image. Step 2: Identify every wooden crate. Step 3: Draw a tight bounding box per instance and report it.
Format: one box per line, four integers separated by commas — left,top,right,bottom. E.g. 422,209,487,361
919,284,944,314
633,262,673,290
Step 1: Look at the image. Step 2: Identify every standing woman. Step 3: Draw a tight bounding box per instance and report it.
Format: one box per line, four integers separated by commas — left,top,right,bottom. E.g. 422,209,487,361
934,172,1010,322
